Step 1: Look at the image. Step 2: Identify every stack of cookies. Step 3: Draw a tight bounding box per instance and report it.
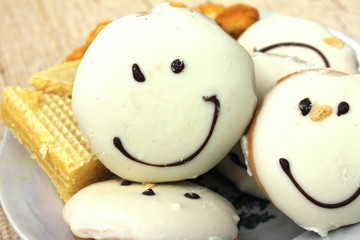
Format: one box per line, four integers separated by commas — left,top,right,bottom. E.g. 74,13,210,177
3,2,359,239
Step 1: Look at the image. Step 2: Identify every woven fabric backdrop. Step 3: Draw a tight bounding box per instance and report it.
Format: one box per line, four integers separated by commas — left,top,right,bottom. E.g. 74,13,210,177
1,0,359,239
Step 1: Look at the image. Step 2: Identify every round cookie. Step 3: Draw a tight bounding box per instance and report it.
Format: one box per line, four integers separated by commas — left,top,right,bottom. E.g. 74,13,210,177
72,3,256,183
248,69,360,236
238,15,358,74
63,179,240,240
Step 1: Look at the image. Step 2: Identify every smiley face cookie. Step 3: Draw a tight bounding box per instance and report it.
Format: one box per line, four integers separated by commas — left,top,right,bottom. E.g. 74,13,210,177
72,3,256,182
238,15,358,74
63,179,240,240
248,69,360,236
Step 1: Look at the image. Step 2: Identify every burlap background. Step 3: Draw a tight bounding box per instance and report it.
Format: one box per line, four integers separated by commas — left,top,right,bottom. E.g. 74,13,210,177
0,0,359,239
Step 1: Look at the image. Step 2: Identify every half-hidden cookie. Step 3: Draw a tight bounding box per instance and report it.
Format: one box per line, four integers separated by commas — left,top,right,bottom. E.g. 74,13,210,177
63,179,240,240
238,15,358,74
217,53,315,198
251,52,316,100
247,69,360,236
72,3,256,183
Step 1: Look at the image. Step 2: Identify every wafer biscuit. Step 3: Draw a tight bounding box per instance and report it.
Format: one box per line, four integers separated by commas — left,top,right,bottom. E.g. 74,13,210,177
30,60,80,97
1,86,111,202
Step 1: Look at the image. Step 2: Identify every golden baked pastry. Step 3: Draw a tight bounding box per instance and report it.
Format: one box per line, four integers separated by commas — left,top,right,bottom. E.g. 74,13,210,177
65,20,111,62
168,1,186,8
30,60,80,97
1,86,111,202
215,3,259,39
194,3,225,19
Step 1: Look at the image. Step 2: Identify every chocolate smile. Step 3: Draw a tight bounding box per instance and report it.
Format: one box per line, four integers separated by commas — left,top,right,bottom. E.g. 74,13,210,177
113,95,220,167
280,158,360,208
256,42,330,68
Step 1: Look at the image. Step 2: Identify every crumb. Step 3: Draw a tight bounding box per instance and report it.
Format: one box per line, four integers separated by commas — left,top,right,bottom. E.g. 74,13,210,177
310,105,332,121
144,183,156,188
324,37,345,49
168,2,186,7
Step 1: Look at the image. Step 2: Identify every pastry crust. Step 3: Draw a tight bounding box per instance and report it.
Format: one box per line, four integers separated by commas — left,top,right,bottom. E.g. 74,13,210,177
195,3,225,19
215,4,259,39
247,102,271,201
65,20,111,62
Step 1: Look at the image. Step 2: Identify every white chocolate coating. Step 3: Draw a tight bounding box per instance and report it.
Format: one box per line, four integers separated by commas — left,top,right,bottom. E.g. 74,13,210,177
63,179,240,240
249,69,360,236
217,53,315,198
238,15,358,74
252,52,315,100
72,3,256,182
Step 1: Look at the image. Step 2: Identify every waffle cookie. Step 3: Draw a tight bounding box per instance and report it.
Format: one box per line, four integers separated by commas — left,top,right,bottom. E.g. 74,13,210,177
30,60,80,97
1,86,111,202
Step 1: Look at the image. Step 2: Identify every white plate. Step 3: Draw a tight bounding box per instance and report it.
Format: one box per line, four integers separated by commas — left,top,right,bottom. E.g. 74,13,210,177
1,23,360,240
0,130,74,240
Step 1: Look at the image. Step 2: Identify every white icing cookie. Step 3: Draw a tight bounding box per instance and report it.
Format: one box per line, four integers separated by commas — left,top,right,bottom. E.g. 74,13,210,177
238,15,358,74
72,3,256,183
251,52,316,100
248,69,360,237
63,179,240,240
217,53,315,198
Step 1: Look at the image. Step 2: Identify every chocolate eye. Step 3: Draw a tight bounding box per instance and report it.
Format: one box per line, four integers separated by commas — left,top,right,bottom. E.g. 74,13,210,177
142,188,155,196
337,102,350,116
184,192,200,199
120,180,132,186
299,98,312,116
171,59,185,73
132,63,145,82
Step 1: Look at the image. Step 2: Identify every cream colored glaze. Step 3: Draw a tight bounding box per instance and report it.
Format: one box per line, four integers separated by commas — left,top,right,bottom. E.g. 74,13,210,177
217,53,315,198
252,52,316,100
72,3,256,182
249,69,360,237
63,179,240,240
238,15,358,74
